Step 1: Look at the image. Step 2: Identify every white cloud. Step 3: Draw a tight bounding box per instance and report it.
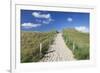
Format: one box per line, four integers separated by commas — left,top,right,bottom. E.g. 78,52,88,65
32,12,50,19
42,18,54,24
48,18,54,22
36,19,42,22
21,23,41,28
42,21,49,24
75,26,89,33
32,12,54,24
67,17,73,22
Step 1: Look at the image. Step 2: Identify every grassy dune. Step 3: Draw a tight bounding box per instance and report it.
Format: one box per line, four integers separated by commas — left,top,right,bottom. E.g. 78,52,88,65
63,29,89,60
21,31,57,63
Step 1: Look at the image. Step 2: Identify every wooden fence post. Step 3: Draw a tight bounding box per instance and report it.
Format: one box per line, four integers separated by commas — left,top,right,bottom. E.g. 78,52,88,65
40,43,42,57
66,39,67,43
73,42,75,52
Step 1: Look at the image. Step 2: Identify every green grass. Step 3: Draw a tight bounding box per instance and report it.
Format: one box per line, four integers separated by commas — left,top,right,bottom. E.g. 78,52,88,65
63,29,90,60
21,31,57,63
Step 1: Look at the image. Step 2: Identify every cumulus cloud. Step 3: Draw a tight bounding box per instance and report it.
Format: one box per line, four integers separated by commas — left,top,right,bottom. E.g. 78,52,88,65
21,23,41,28
32,12,54,24
67,17,73,22
32,12,50,19
75,26,89,33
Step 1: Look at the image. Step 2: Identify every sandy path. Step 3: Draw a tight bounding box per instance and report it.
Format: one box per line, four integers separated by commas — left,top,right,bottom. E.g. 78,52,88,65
40,33,75,62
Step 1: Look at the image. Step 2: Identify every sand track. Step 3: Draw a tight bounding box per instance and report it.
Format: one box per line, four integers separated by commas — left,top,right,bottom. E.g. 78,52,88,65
40,33,75,62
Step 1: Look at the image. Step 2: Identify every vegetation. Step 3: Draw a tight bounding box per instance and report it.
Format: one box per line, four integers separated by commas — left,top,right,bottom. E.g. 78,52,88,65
21,31,57,63
63,29,90,60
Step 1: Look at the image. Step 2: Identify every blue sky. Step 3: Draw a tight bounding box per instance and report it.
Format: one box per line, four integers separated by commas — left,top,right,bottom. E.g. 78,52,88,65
21,9,90,32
